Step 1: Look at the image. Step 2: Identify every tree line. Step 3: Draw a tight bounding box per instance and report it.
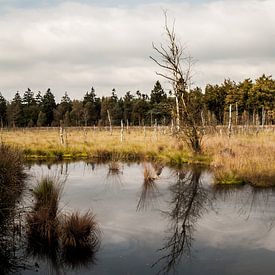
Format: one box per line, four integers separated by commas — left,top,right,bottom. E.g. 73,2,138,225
0,75,274,128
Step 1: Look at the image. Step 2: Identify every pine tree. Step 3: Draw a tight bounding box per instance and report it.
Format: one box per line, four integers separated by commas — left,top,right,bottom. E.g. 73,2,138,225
0,93,7,127
41,89,56,126
37,111,47,127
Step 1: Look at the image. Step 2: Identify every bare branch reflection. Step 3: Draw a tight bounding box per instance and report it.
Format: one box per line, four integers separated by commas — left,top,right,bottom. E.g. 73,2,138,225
153,167,210,274
213,185,275,227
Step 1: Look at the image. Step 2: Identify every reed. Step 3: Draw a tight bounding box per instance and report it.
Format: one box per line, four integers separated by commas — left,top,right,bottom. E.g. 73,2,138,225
27,177,62,244
143,163,158,183
0,144,26,222
60,211,101,249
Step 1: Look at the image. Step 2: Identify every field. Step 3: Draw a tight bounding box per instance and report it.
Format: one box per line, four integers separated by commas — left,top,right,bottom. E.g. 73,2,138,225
1,126,275,186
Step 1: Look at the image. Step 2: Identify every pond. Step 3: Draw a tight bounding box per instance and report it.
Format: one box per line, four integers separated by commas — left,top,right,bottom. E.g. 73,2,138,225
2,161,275,274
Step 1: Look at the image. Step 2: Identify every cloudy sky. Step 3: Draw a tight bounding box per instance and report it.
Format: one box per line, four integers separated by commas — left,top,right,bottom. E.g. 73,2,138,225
0,0,274,100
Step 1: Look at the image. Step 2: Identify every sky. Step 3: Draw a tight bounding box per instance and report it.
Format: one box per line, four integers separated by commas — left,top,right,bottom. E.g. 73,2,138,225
0,0,274,101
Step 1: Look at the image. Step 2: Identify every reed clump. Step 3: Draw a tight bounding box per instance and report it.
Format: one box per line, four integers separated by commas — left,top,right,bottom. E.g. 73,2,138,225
0,144,25,191
26,176,101,269
0,145,27,274
60,211,101,249
0,144,26,222
143,163,158,183
108,160,122,176
27,177,62,244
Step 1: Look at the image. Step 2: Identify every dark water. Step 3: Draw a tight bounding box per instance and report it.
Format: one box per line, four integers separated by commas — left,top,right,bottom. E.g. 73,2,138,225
3,161,275,274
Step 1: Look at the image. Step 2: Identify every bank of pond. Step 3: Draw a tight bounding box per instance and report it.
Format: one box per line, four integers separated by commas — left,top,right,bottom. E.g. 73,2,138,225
1,156,275,274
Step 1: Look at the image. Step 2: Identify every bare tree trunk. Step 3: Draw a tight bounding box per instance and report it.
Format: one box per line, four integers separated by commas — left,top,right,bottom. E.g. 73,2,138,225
154,119,158,140
120,120,124,142
261,106,265,129
228,104,232,138
171,119,174,134
235,102,238,125
175,96,180,131
107,110,112,135
59,124,64,145
83,128,87,143
126,119,129,133
143,125,146,140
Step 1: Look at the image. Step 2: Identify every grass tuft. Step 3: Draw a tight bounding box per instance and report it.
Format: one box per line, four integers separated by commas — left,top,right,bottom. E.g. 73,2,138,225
143,163,157,183
60,211,101,249
27,176,62,244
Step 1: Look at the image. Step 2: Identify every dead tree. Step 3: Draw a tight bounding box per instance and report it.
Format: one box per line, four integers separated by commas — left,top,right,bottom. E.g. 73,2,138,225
150,12,203,153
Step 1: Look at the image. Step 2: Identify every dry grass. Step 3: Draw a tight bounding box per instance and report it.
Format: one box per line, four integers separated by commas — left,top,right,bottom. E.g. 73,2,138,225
205,131,275,186
27,177,62,244
143,163,158,183
108,161,121,174
60,211,101,249
1,126,275,186
0,144,26,222
0,127,191,163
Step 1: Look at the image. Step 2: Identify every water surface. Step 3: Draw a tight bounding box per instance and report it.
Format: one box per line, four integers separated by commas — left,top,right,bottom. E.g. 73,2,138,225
5,161,275,274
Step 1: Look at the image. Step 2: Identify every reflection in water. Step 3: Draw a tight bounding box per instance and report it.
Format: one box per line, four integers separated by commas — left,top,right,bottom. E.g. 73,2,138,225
0,167,28,274
0,207,27,274
136,178,160,212
152,163,164,177
62,245,97,270
105,162,123,186
3,161,275,274
154,167,211,274
27,238,61,274
213,185,275,226
136,163,164,211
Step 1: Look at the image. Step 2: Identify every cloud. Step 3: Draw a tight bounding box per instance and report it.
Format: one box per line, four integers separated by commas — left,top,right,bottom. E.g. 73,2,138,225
0,0,274,100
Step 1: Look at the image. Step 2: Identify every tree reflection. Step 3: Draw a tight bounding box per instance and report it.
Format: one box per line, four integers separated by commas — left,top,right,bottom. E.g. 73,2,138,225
154,167,210,274
213,185,275,225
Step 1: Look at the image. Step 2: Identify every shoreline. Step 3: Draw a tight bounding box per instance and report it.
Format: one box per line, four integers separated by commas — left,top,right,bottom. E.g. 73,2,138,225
2,127,275,187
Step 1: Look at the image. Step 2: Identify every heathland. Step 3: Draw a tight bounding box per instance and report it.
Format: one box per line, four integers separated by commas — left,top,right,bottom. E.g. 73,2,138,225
1,126,275,187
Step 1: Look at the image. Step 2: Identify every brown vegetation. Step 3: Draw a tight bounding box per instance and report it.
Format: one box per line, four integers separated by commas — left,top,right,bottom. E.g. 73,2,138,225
60,211,101,249
27,177,62,244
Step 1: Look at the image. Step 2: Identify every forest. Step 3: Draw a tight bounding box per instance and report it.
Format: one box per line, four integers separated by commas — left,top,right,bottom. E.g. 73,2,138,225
0,74,274,128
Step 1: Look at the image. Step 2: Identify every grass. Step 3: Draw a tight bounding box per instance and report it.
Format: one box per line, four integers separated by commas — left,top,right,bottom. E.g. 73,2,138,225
0,127,191,163
108,161,121,175
143,163,158,183
1,126,275,187
27,177,62,244
206,131,275,187
0,144,26,207
0,144,27,274
60,211,101,249
32,177,62,217
26,176,101,269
